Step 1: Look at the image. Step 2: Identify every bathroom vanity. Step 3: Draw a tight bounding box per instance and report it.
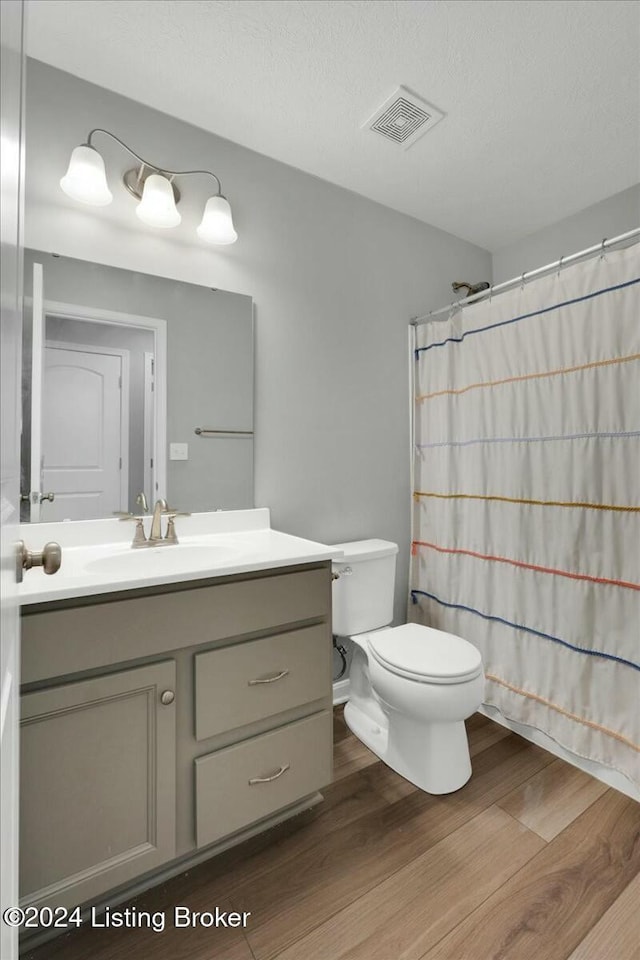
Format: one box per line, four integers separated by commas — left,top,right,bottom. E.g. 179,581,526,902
18,510,336,917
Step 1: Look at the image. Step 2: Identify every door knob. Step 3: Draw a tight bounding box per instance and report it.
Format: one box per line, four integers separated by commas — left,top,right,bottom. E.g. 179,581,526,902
20,491,55,504
16,540,62,583
160,690,175,705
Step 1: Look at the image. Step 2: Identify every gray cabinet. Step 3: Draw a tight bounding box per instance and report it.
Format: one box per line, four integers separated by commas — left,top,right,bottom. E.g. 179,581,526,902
20,660,176,910
20,562,333,919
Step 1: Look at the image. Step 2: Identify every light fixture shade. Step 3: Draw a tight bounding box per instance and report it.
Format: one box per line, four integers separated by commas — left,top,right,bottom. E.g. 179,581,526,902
135,173,181,228
197,195,238,244
60,144,113,206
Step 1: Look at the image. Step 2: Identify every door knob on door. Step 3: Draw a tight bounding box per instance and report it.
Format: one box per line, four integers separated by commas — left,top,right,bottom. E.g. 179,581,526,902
20,491,55,504
16,540,62,583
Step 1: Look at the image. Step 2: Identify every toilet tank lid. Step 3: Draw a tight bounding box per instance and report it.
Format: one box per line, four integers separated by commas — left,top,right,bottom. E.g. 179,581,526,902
331,539,399,562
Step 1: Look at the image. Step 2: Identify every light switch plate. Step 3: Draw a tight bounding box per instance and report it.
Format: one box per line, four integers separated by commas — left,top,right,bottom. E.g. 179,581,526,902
170,442,189,461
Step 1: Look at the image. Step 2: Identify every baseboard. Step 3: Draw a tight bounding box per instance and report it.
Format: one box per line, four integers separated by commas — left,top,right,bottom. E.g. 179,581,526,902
332,678,351,705
479,703,639,803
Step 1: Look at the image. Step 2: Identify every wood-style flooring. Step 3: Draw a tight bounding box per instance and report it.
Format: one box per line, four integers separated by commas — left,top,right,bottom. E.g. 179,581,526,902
24,709,640,960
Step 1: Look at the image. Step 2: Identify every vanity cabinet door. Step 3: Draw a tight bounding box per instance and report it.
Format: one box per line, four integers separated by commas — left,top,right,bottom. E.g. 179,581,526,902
19,660,176,911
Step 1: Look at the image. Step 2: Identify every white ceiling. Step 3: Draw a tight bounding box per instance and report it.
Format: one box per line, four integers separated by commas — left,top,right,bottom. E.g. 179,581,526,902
26,0,640,251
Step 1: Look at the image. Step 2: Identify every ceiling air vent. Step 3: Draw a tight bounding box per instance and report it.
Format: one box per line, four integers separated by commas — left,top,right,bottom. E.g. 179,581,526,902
363,87,444,150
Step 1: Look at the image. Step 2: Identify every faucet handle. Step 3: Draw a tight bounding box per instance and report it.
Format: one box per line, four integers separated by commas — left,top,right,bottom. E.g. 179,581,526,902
128,517,148,546
163,512,191,543
164,516,179,544
116,513,148,547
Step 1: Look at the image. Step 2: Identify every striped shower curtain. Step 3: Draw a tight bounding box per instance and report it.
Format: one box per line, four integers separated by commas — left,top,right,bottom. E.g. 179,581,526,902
410,243,640,787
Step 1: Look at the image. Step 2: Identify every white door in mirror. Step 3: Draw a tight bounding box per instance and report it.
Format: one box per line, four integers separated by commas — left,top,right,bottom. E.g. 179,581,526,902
43,346,126,520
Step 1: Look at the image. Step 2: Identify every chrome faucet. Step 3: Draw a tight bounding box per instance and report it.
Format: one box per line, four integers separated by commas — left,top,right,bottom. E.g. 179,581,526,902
135,491,149,513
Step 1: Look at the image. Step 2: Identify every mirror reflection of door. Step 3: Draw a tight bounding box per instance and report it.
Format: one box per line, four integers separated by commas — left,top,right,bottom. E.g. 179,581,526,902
43,342,129,521
36,312,156,522
23,260,162,521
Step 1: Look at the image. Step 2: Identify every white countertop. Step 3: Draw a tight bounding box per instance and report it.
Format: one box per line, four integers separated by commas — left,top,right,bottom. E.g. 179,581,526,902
19,508,342,606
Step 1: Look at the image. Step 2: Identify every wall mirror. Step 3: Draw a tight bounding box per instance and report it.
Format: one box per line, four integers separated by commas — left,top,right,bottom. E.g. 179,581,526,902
21,250,254,522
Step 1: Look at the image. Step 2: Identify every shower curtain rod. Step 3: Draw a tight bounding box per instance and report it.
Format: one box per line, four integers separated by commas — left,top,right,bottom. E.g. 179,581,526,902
412,227,640,326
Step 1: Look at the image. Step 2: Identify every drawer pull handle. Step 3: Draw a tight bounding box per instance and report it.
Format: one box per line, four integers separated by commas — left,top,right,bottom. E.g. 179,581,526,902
248,764,290,785
248,669,289,686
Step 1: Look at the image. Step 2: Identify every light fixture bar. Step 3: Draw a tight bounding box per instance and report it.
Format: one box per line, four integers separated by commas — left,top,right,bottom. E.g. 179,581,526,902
86,128,223,195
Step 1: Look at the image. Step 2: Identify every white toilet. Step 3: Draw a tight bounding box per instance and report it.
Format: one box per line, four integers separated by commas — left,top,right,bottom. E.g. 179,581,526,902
332,539,484,795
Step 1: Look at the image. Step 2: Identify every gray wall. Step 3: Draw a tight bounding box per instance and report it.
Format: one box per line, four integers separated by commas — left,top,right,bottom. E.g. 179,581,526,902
492,185,640,283
22,248,253,514
24,59,490,622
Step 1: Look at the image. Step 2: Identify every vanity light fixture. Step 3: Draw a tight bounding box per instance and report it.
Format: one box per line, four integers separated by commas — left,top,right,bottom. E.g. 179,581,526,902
135,173,182,229
197,196,238,245
59,144,113,206
60,129,237,244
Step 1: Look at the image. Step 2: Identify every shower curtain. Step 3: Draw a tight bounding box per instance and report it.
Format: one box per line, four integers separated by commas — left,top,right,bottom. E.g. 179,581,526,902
410,243,640,786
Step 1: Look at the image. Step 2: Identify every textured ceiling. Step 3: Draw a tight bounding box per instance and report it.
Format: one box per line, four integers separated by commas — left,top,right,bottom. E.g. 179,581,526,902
26,0,640,251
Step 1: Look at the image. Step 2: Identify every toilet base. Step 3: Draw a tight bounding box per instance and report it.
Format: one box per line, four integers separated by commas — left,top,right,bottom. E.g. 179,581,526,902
344,699,472,795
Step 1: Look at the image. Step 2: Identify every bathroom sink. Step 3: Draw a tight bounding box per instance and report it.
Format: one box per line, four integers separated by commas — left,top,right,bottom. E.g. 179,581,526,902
84,543,240,577
18,508,341,605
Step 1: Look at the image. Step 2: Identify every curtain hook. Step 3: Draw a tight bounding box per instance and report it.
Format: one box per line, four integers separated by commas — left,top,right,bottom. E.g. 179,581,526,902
520,271,526,291
557,255,564,278
489,284,493,304
600,238,607,260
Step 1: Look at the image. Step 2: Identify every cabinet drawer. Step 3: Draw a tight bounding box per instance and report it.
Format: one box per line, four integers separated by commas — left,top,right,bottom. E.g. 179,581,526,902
195,710,332,847
195,624,331,740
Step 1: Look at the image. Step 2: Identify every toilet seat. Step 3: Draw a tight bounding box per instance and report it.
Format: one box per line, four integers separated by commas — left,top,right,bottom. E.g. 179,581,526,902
365,623,483,685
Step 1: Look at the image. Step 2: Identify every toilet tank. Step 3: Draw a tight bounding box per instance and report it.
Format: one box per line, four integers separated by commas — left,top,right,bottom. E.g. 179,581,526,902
331,539,398,636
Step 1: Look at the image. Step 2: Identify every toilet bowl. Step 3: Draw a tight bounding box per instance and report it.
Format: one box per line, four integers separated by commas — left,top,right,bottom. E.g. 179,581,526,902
332,540,484,795
345,624,484,794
